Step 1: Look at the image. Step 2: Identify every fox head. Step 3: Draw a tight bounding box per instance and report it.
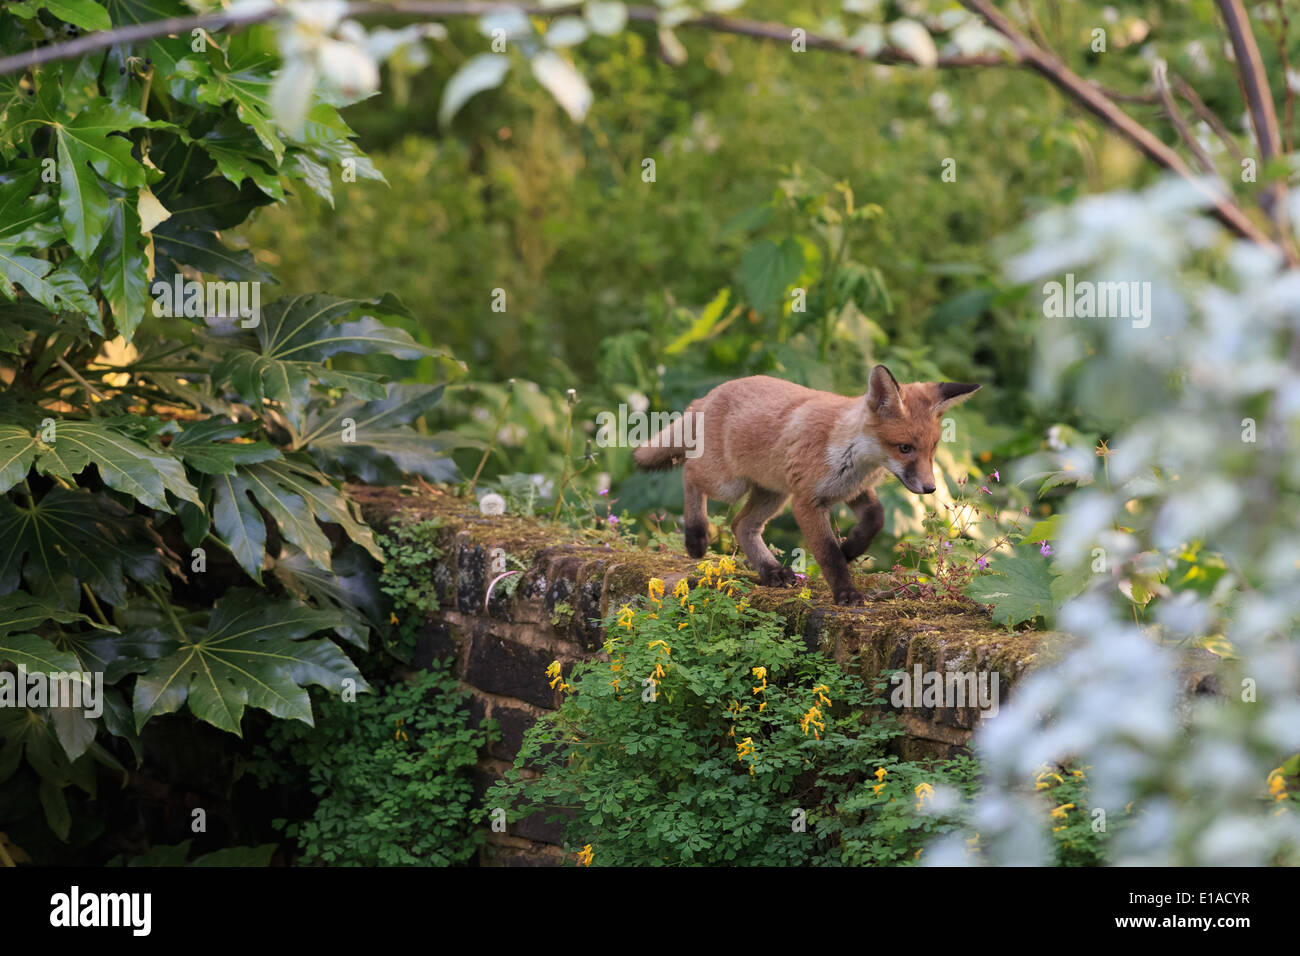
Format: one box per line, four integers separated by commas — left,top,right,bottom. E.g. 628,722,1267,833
863,365,980,495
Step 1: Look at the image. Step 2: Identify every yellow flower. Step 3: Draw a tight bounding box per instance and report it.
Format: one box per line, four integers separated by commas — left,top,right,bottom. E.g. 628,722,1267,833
389,611,400,626
871,783,886,795
736,737,755,761
914,782,935,811
798,587,812,601
813,683,832,707
673,578,690,603
577,844,594,866
648,640,671,656
799,704,825,739
1268,768,1287,800
718,555,737,575
752,666,767,681
874,767,888,782
677,622,689,631
759,701,767,712
616,604,635,630
1050,803,1075,820
546,659,562,688
652,661,666,680
648,578,665,601
394,718,408,742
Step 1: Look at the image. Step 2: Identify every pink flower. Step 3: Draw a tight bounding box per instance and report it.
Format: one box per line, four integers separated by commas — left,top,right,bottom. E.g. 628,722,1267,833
1039,541,1052,557
992,469,1000,482
976,557,988,569
980,486,991,495
599,488,609,496
607,515,619,526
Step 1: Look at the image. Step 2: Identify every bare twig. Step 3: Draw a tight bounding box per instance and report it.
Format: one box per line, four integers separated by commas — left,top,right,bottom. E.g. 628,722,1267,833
1215,0,1291,250
0,1,1007,77
1172,75,1247,166
1152,59,1218,178
959,0,1285,258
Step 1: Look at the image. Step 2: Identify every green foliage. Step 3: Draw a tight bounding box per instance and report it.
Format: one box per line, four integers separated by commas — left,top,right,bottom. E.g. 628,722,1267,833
251,663,492,866
488,561,1015,866
376,519,445,660
0,3,473,843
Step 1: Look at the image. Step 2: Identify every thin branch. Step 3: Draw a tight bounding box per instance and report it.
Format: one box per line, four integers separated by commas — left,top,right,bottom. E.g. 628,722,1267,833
1215,0,1291,249
55,354,109,405
1172,75,1247,166
1152,59,1218,178
959,0,1285,259
0,1,1008,77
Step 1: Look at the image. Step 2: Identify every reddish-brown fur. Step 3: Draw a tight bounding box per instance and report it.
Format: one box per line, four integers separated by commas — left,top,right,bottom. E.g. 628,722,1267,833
633,366,979,605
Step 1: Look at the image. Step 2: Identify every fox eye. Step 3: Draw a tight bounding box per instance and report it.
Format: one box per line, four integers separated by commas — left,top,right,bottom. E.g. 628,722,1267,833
897,443,915,455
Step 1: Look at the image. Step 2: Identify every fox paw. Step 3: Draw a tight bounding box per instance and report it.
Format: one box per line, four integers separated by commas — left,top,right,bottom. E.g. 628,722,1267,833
833,586,865,606
758,567,798,588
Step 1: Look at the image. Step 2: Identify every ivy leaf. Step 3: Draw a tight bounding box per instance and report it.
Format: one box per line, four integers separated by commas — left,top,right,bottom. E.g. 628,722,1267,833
39,99,168,259
185,47,285,164
131,591,369,735
199,122,285,200
31,1,113,32
99,191,148,341
964,542,1057,628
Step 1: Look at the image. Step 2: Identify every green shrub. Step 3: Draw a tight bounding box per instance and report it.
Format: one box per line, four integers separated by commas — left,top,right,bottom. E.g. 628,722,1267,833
251,664,493,866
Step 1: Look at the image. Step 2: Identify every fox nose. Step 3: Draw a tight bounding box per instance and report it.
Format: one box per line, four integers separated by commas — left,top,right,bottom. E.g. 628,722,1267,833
920,483,936,495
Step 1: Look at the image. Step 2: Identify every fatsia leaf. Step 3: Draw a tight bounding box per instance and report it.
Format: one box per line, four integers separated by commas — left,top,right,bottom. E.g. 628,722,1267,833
0,633,83,675
169,417,281,476
272,544,382,649
0,487,178,610
211,294,441,428
33,419,201,512
131,590,368,734
210,471,268,582
0,423,39,494
300,383,468,485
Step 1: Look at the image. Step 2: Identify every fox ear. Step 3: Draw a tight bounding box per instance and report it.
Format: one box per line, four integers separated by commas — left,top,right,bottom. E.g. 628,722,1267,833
933,382,980,415
865,365,903,417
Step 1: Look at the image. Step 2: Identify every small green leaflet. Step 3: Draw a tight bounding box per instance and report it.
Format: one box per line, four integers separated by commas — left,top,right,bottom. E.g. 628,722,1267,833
738,238,803,312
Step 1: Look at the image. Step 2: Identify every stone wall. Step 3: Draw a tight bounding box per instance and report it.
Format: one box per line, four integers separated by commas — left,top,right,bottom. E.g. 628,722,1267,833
352,485,1046,866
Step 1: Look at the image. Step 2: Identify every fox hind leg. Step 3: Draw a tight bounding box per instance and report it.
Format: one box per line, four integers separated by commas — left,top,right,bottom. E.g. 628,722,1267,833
683,475,709,558
732,487,795,586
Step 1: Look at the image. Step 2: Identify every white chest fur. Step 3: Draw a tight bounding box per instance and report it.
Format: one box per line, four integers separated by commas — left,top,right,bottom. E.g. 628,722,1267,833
816,435,887,503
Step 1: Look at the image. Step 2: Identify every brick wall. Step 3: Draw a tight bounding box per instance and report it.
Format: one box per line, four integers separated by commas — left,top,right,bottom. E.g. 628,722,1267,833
352,485,1063,866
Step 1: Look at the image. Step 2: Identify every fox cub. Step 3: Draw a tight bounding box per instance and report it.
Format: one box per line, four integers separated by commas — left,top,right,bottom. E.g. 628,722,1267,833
633,366,979,605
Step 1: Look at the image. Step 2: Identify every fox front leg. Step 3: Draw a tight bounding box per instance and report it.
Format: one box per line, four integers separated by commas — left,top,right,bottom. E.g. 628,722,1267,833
792,498,864,606
840,489,884,563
